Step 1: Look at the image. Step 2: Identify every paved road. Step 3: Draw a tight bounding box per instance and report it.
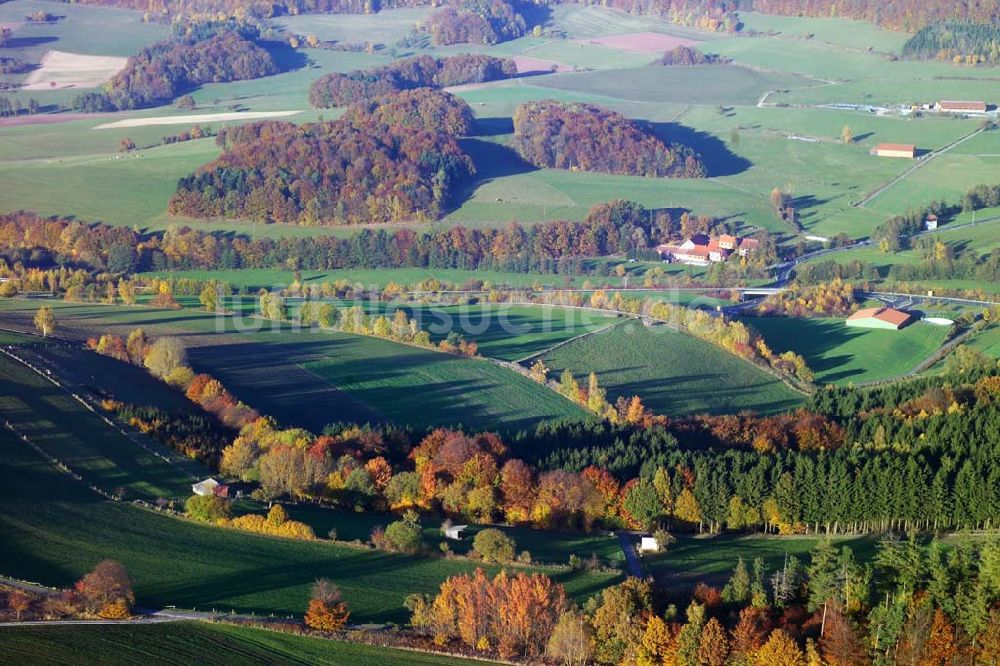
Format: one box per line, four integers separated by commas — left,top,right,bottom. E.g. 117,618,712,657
617,532,645,578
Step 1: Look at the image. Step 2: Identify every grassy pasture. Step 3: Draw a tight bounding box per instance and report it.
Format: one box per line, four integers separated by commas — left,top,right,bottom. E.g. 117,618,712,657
0,430,617,622
313,302,620,362
964,324,1000,360
0,0,167,102
281,503,623,568
644,532,879,588
0,299,590,432
0,623,491,666
736,12,911,53
794,214,1000,290
276,8,434,46
744,316,950,385
0,351,197,500
700,33,1000,106
293,332,590,431
535,64,813,106
542,322,804,416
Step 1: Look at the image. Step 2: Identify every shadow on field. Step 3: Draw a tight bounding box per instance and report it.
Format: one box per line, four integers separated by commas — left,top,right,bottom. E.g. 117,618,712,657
5,36,57,48
267,41,309,73
473,116,514,136
648,121,752,177
447,137,538,214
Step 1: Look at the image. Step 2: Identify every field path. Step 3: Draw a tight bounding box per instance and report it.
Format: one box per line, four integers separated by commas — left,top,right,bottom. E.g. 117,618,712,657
514,317,627,364
856,125,986,209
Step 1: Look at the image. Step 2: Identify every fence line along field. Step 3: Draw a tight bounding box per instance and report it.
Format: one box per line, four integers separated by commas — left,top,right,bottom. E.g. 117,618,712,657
542,322,805,416
0,351,198,500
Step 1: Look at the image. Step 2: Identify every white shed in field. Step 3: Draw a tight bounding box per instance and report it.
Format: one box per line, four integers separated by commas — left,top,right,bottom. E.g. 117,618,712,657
445,525,468,540
639,536,660,553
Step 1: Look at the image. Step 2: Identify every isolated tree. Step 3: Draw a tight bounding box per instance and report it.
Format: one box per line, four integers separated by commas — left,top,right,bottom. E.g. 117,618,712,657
175,94,195,110
75,560,134,617
33,305,55,337
118,137,136,153
117,278,136,305
304,578,350,631
841,125,854,144
6,589,31,620
636,615,673,666
722,556,752,603
473,528,515,563
199,285,218,312
143,337,187,378
184,494,231,522
384,515,423,554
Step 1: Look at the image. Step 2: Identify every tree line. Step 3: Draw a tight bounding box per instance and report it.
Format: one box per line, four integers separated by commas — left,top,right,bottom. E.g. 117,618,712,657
0,201,743,277
308,53,517,108
72,21,280,111
749,0,1000,32
511,100,706,178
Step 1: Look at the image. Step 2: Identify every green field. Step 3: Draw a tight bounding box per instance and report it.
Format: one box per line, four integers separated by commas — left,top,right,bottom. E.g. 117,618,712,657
0,427,618,622
0,351,198,500
292,331,589,431
0,623,490,665
745,316,951,385
644,532,878,588
542,322,804,416
0,3,994,244
0,299,590,433
0,0,168,101
963,324,1000,361
313,302,620,362
537,64,812,106
281,503,623,567
795,214,1000,292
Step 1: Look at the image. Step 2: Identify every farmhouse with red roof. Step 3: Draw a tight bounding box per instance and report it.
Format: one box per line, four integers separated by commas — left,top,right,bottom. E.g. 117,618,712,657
657,234,759,266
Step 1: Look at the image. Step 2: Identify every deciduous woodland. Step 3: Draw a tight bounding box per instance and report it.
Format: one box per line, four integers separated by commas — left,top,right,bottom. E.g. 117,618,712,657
511,101,707,178
72,24,279,111
308,54,517,108
341,89,475,136
168,115,475,225
424,0,527,45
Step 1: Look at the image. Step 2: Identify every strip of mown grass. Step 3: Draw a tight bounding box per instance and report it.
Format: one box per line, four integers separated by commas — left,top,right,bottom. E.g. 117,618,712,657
0,428,619,623
0,622,491,665
542,323,804,417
